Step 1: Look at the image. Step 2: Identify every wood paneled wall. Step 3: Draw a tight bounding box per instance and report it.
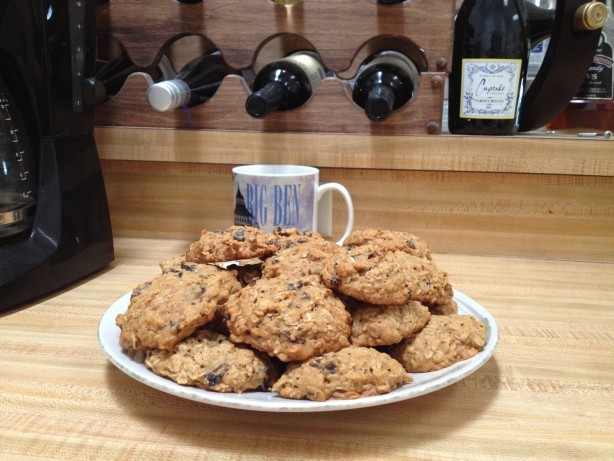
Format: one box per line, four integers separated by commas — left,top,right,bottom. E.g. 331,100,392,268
99,149,614,262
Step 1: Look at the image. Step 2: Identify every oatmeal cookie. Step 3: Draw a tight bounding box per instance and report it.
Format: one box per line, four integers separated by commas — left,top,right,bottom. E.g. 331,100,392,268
350,300,431,347
427,299,458,316
145,329,279,393
116,267,240,351
261,240,337,279
226,276,351,362
320,244,452,306
272,345,411,401
266,227,328,250
343,228,432,260
185,226,278,263
389,314,486,372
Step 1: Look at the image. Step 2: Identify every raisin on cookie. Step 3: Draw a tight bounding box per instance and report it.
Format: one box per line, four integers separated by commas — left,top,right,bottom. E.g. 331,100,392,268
226,276,351,362
272,345,411,401
145,329,279,393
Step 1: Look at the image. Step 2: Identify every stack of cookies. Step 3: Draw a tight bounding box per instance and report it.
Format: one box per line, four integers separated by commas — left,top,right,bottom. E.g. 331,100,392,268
116,226,487,401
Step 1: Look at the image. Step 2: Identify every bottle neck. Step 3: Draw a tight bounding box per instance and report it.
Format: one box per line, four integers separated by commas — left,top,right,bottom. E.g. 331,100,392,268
245,81,286,118
147,79,191,111
365,84,395,122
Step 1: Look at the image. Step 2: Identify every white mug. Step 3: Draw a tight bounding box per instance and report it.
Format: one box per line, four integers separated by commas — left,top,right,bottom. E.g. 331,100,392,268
233,164,354,245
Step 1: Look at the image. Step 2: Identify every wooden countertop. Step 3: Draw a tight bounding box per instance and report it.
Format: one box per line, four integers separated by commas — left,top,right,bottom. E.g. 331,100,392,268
1,238,613,460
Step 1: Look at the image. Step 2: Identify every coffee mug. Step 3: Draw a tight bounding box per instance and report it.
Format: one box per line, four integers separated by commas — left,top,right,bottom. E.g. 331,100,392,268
233,164,354,245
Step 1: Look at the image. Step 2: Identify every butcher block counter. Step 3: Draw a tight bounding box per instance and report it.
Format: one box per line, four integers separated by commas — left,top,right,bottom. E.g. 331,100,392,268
1,237,613,460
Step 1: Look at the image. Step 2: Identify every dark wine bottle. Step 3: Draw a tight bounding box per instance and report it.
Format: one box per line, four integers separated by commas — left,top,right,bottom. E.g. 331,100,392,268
350,50,420,122
147,52,238,111
245,51,326,118
95,42,175,104
448,0,529,135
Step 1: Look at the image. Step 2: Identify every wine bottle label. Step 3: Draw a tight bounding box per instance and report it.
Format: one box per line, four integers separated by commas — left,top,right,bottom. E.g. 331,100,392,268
281,52,326,90
459,59,523,119
574,32,614,100
359,51,420,90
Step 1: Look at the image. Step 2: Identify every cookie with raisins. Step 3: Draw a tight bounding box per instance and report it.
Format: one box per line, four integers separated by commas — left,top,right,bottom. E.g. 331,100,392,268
261,239,338,279
320,244,452,306
272,345,410,401
185,226,278,263
116,267,240,351
145,329,279,393
349,299,431,347
343,228,432,260
226,275,351,362
389,314,486,372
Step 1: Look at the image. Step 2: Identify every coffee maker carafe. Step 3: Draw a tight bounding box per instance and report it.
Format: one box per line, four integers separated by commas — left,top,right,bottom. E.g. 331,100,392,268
0,0,114,312
0,87,36,241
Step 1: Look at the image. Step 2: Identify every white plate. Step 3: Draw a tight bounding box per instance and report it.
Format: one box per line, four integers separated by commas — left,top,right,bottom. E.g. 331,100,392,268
98,290,498,412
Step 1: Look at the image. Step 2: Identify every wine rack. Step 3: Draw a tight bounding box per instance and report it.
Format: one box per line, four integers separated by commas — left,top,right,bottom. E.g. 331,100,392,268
95,0,455,135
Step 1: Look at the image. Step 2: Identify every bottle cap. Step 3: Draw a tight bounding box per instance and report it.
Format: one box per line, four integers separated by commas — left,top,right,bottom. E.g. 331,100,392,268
573,2,607,31
364,84,395,122
147,80,191,111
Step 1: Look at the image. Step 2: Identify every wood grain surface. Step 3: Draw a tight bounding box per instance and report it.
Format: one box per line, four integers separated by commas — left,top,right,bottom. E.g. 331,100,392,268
94,127,614,177
99,159,614,262
1,238,613,460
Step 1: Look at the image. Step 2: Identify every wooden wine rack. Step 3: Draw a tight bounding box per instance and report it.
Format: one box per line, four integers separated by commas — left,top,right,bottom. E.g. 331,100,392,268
94,0,455,135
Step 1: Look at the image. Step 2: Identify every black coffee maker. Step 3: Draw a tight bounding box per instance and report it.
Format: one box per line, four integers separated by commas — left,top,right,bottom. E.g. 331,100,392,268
0,0,114,312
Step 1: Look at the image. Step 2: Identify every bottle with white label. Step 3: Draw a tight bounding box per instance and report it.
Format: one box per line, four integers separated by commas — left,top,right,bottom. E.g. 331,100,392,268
348,50,420,122
448,0,529,135
245,51,326,118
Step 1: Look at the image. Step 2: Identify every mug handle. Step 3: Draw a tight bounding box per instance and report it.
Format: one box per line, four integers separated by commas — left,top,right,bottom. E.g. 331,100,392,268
316,183,354,246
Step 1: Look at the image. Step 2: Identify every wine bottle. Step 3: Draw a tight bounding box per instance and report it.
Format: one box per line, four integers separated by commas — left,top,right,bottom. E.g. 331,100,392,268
147,52,238,111
245,51,326,118
94,54,175,104
448,0,529,135
349,51,420,122
546,0,613,133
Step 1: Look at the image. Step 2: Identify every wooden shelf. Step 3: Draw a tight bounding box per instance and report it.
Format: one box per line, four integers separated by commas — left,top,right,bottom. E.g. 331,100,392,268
95,127,614,177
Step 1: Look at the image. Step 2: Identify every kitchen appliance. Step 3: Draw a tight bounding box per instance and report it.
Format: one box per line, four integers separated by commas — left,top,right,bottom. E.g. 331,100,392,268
0,0,114,312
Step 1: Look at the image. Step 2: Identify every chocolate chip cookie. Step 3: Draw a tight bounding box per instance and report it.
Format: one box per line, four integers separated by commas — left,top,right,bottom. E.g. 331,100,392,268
272,345,411,401
320,244,452,306
389,314,486,372
145,329,279,393
226,275,351,362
